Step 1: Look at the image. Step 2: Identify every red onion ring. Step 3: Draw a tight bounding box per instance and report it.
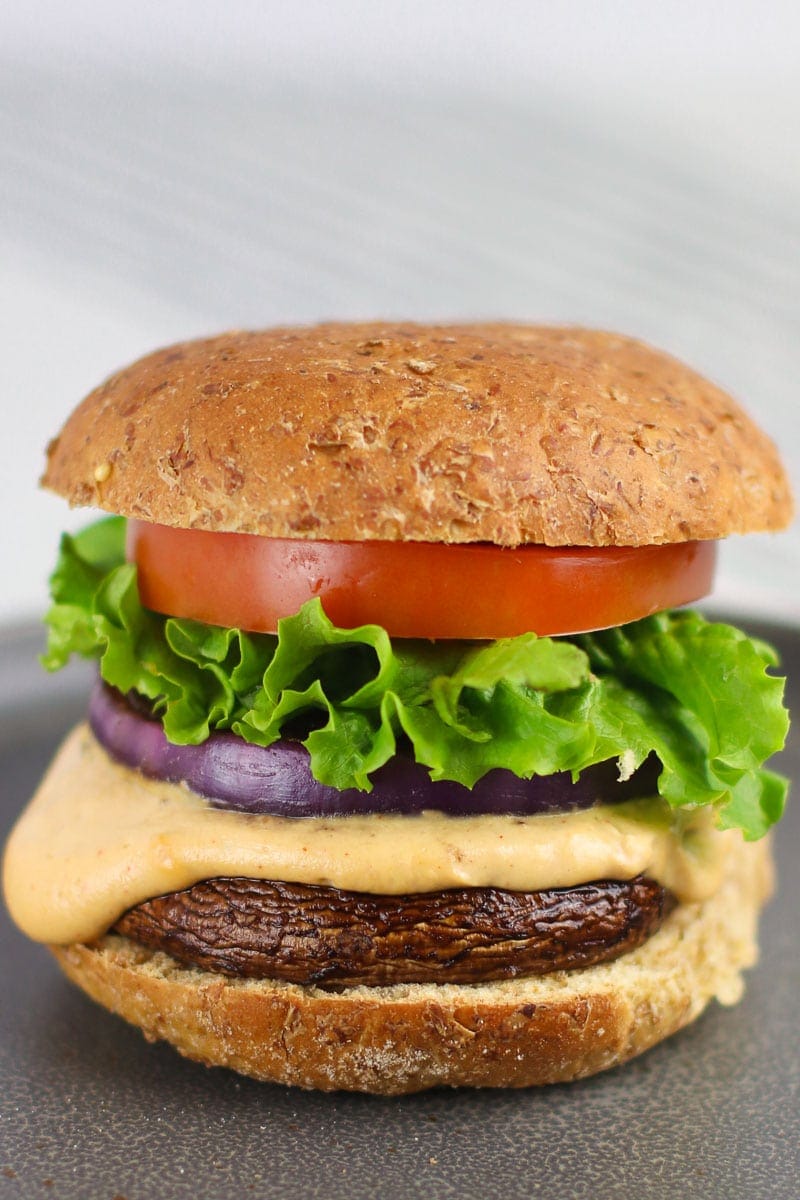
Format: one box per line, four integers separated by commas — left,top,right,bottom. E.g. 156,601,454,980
89,681,656,818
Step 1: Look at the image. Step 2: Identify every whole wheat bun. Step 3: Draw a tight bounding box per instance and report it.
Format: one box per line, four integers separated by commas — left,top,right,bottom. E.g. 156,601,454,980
50,833,771,1094
43,323,792,547
37,324,786,1093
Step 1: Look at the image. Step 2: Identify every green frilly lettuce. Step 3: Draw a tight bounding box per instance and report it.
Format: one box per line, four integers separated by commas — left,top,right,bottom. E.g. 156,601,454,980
43,516,790,839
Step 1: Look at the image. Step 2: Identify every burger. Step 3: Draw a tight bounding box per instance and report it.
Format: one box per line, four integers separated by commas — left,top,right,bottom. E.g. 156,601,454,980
2,322,793,1094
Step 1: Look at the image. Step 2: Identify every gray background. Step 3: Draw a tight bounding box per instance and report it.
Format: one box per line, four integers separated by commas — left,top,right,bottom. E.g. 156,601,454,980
1,1,799,622
1,7,799,1197
1,618,798,1199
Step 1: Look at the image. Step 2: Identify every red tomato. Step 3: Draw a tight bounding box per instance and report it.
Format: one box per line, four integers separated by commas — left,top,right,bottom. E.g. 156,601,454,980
127,522,716,639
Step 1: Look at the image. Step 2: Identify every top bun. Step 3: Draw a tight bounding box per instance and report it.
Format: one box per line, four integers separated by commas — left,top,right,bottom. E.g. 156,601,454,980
42,323,792,547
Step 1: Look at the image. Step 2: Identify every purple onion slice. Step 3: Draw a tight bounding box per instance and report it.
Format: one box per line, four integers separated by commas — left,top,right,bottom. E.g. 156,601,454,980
89,682,657,818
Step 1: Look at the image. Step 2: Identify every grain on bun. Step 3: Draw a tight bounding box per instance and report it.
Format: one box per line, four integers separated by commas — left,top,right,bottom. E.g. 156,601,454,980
42,323,792,547
4,321,793,1094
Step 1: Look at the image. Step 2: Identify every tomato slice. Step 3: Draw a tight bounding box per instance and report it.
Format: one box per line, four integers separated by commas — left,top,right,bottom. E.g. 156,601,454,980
128,521,716,639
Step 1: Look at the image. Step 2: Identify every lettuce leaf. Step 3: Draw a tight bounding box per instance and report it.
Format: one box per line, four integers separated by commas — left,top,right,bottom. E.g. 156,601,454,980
42,516,790,837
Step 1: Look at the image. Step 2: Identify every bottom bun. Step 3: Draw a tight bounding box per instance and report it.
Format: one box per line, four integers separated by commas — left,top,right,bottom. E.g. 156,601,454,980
51,835,772,1094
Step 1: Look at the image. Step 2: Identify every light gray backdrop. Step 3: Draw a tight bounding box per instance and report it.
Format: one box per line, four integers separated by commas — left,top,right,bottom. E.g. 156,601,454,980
2,2,798,622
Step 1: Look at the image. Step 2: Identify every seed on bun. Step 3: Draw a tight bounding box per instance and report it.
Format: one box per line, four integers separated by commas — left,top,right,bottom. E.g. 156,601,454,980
4,322,793,1093
42,323,791,546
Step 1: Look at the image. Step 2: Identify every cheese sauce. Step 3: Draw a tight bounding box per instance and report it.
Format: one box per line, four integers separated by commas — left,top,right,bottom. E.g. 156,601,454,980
3,724,736,944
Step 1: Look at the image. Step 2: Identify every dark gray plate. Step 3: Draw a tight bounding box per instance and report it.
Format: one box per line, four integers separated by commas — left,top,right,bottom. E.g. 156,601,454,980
1,619,798,1200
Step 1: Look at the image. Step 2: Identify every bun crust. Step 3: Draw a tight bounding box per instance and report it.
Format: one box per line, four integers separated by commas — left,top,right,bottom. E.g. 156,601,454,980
50,834,771,1094
42,323,792,547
